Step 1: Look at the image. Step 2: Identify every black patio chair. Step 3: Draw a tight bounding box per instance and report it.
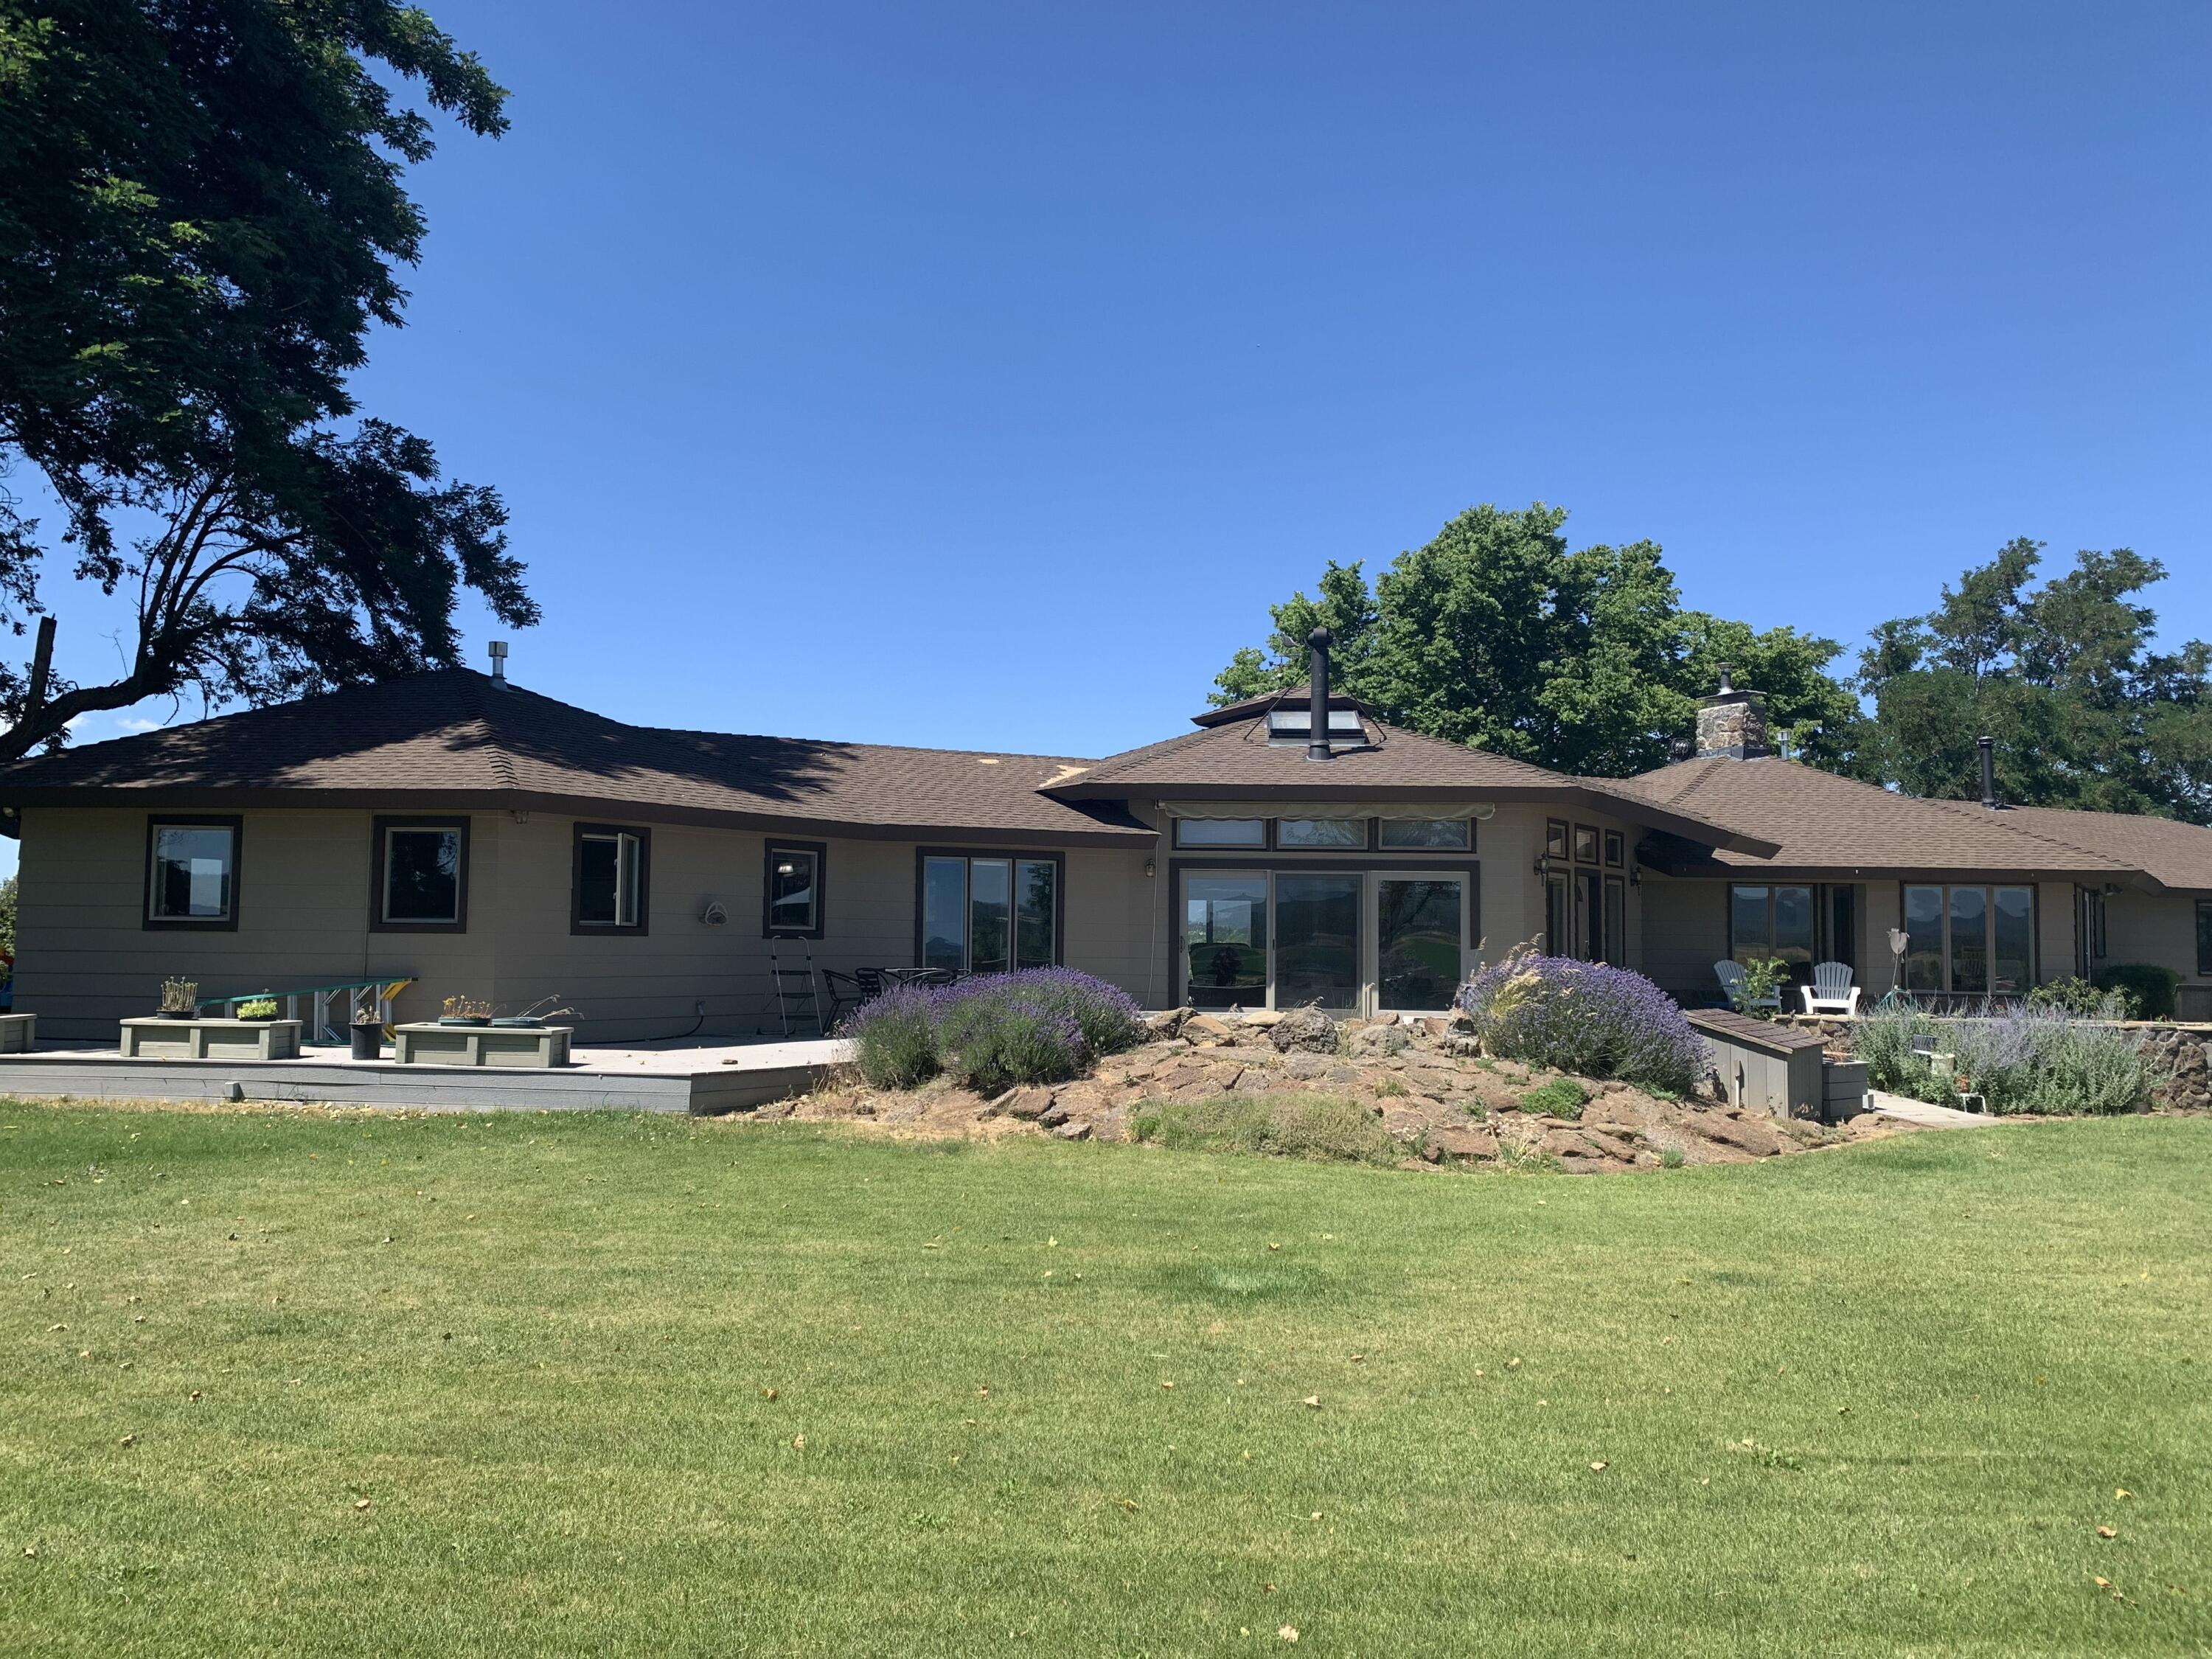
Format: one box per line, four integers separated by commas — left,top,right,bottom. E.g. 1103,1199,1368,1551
819,970,867,1027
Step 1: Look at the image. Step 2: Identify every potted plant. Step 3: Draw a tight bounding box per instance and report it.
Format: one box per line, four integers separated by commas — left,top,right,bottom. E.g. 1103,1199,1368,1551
234,997,279,1021
439,995,493,1027
158,977,199,1020
350,1010,384,1060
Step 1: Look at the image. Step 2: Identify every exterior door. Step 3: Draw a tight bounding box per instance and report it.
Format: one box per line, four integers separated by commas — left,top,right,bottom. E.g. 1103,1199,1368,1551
1275,874,1361,1009
1182,873,1268,1009
1376,874,1466,1010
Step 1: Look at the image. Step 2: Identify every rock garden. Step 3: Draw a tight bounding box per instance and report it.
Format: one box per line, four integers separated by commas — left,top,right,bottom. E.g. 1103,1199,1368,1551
761,956,1910,1173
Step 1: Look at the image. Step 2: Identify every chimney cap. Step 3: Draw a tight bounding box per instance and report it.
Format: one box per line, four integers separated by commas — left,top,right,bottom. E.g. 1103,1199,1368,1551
1716,662,1734,694
487,639,509,684
1307,625,1333,650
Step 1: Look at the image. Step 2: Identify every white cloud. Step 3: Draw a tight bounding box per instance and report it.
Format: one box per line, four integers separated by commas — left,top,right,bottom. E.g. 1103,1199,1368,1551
116,717,161,733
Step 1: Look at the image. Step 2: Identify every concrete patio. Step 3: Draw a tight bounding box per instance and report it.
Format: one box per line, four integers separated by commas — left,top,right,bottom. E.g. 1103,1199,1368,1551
0,1034,851,1115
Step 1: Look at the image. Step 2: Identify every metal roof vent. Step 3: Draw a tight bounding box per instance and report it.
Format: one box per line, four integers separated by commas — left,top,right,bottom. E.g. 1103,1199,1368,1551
487,639,509,685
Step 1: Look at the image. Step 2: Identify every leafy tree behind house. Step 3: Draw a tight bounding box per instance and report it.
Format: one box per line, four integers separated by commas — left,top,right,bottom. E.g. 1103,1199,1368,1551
1213,503,1860,776
1855,539,2212,822
0,0,538,761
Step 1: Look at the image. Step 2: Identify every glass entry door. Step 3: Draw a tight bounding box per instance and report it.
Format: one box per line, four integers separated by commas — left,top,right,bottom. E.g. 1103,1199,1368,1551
1275,874,1362,1009
1183,874,1268,1009
1377,876,1465,1010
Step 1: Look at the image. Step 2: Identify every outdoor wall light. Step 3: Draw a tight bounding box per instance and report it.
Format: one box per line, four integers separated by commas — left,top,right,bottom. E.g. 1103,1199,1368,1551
1144,858,1156,878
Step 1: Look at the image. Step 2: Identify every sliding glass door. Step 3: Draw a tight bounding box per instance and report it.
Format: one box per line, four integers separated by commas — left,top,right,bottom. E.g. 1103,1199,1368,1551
1179,869,1468,1013
1275,874,1361,1009
1183,874,1268,1009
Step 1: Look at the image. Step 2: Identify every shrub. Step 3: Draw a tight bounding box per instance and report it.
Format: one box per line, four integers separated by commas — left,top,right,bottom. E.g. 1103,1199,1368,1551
936,989,1084,1095
235,997,279,1019
2093,963,2180,1021
1130,1093,1397,1165
2028,975,2137,1020
842,984,942,1089
1727,956,1791,1018
1851,999,2160,1115
837,968,1146,1094
1659,1147,1686,1169
1455,952,1709,1092
1517,1078,1590,1119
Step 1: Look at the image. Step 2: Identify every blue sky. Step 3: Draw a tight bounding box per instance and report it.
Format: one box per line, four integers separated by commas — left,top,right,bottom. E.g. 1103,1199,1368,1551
16,1,2209,878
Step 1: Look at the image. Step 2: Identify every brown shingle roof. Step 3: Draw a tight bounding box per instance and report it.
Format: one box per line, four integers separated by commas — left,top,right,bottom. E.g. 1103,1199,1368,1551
0,670,1152,846
1995,806,2212,891
1049,714,1781,855
1617,756,2144,881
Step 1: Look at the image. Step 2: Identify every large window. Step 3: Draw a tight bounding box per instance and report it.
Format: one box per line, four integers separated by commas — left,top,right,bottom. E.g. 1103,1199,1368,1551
763,841,825,937
919,852,1059,974
573,825,648,932
145,817,240,928
1902,884,2035,995
1729,884,1815,971
372,818,467,931
2199,900,2212,978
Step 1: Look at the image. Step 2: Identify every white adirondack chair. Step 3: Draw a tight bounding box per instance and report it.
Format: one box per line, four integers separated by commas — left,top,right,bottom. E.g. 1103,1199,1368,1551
1800,960,1861,1018
1713,959,1780,1012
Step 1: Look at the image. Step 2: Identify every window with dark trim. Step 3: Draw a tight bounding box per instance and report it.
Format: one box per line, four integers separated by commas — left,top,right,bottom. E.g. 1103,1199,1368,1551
1602,829,1625,869
145,815,242,930
1900,883,2035,995
1276,817,1366,849
2197,900,2212,978
763,841,827,937
1572,824,1600,864
1378,817,1472,850
918,850,1062,973
1603,875,1627,966
371,818,469,932
1172,818,1265,849
1545,819,1570,860
573,824,650,933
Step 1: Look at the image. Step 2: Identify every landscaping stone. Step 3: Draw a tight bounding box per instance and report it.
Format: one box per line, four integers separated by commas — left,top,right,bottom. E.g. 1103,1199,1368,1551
1037,1102,1071,1128
1182,1013,1237,1041
1686,1108,1785,1158
1001,1087,1056,1120
1270,1007,1340,1054
1051,1121,1091,1141
1282,1051,1334,1081
1427,1124,1498,1160
1349,1023,1412,1059
1144,1006,1193,1037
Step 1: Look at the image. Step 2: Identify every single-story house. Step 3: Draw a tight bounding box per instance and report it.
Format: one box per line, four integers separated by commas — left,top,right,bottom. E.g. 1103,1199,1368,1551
2,636,2208,1041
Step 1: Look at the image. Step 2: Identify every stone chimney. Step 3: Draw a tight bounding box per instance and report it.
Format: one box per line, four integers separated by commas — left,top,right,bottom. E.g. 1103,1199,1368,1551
1694,664,1770,759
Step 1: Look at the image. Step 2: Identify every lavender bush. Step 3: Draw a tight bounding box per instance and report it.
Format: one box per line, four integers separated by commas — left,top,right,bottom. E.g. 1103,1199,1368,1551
1455,953,1710,1093
838,968,1146,1094
1851,1000,2157,1115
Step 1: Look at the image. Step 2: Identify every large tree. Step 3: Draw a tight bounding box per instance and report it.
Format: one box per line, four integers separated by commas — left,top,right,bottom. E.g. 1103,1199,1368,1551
1855,539,2212,821
1213,503,1859,776
0,0,535,759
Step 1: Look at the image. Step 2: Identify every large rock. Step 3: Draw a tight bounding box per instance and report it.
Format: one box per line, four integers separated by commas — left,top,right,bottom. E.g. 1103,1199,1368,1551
999,1087,1056,1121
1182,1012,1237,1042
1271,1007,1340,1054
1281,1051,1335,1081
1427,1124,1498,1160
1144,1006,1193,1038
1686,1108,1785,1157
1348,1023,1412,1059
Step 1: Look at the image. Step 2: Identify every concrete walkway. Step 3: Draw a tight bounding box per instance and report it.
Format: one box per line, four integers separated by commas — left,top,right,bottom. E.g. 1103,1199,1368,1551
1867,1089,2000,1128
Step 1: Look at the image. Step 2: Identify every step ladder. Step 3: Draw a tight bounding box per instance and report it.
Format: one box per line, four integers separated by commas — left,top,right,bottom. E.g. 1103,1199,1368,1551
768,942,823,1037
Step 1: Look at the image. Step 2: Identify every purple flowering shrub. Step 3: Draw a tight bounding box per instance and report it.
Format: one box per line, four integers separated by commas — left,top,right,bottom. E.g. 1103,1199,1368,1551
840,968,1147,1093
1455,953,1710,1093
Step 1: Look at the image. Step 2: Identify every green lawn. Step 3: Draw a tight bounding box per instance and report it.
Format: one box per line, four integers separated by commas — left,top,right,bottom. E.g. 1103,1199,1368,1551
2,1106,2207,1658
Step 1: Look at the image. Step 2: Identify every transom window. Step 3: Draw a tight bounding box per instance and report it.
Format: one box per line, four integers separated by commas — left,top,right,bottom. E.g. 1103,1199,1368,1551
1172,815,1475,852
145,817,240,928
764,842,825,937
921,853,1059,974
374,819,467,931
574,825,648,931
1379,818,1471,850
1902,883,2034,995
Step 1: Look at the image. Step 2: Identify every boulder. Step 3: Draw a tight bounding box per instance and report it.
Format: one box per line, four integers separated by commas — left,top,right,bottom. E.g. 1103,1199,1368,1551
1144,1006,1193,1038
1281,1052,1335,1081
1052,1121,1092,1141
1182,1013,1237,1042
1686,1108,1785,1158
1427,1124,1498,1161
1349,1023,1413,1059
1271,1007,1340,1054
1001,1087,1056,1121
1037,1102,1071,1128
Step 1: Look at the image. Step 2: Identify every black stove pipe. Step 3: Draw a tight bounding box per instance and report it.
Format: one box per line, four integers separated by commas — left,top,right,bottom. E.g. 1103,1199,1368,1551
1978,735,1997,809
1307,627,1333,762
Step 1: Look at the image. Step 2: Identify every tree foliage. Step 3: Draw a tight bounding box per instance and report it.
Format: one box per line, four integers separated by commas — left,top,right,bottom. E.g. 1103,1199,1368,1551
0,0,535,758
1213,504,1857,776
1855,539,2212,821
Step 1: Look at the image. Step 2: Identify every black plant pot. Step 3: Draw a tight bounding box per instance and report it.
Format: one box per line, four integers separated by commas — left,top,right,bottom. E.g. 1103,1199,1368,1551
158,1008,198,1020
350,1023,383,1060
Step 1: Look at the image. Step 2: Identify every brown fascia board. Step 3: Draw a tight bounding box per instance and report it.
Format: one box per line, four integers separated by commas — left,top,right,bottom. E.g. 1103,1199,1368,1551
1044,778,1780,859
0,785,1157,849
1638,848,2161,891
